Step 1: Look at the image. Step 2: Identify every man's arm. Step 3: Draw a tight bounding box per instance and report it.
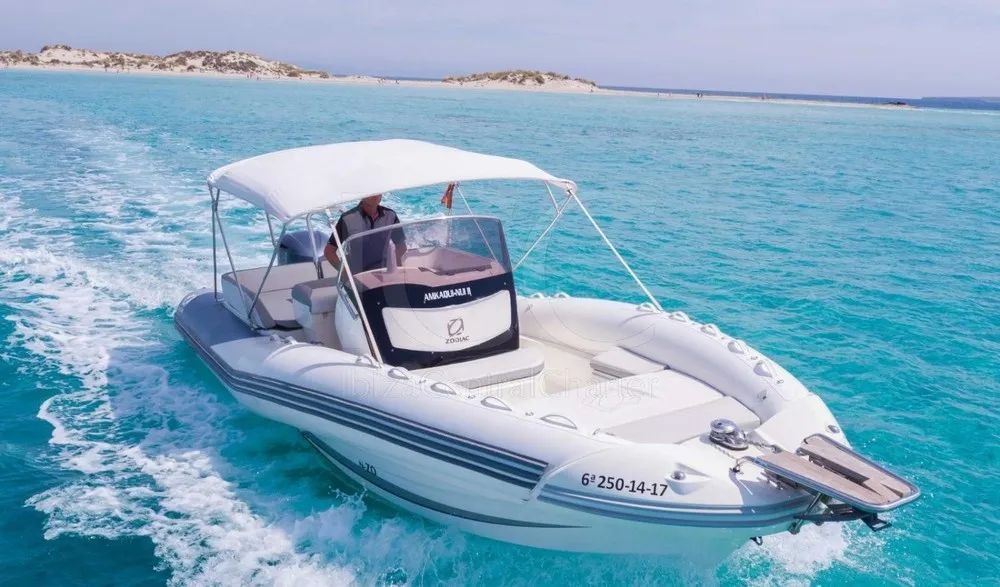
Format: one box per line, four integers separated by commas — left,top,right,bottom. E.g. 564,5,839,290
324,217,347,270
390,216,406,265
394,241,406,266
323,242,340,270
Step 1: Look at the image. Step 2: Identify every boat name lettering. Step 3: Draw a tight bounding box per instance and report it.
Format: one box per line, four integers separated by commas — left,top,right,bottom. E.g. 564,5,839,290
358,460,377,477
581,473,669,496
424,286,472,303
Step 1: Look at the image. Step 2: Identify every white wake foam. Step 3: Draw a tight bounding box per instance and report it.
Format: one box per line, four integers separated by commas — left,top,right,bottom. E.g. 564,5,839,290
1,109,470,584
0,197,356,584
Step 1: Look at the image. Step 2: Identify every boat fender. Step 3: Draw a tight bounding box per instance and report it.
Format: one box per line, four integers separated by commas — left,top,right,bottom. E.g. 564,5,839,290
701,323,720,336
481,396,512,411
540,414,577,430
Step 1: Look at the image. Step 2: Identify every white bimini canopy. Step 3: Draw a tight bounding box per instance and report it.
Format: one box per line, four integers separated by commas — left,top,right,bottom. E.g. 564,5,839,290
207,139,577,222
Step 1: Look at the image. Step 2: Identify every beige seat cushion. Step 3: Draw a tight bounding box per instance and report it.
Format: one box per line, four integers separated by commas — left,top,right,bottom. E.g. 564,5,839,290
414,346,545,389
291,277,340,314
223,261,333,294
591,346,666,378
221,261,334,329
520,370,722,433
252,290,298,328
603,396,760,444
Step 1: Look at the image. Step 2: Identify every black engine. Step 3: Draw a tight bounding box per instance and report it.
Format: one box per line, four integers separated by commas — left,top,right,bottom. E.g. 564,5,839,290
277,229,329,265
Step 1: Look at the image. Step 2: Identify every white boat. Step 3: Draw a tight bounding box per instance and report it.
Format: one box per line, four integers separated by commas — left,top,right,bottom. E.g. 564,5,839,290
175,139,919,562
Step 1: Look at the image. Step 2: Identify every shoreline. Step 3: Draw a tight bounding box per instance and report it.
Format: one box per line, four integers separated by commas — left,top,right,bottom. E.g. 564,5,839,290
1,63,916,110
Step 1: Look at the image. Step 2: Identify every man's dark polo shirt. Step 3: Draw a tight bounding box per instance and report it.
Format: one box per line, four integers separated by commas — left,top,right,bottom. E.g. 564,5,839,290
330,204,404,272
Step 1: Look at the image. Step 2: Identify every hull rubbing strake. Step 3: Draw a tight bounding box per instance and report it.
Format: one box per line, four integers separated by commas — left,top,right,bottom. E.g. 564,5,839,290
302,432,580,529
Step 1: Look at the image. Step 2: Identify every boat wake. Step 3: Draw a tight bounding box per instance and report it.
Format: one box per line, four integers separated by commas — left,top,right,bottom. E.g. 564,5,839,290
0,196,362,584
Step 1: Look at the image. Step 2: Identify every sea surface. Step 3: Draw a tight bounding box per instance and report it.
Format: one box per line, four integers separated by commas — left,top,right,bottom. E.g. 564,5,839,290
605,87,1000,111
0,70,997,586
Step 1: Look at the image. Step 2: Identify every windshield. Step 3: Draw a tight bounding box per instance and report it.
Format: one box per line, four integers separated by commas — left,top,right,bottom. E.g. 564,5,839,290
341,216,511,290
339,215,518,368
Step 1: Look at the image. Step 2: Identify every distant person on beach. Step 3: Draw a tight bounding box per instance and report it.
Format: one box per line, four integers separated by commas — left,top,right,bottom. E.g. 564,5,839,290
323,194,406,273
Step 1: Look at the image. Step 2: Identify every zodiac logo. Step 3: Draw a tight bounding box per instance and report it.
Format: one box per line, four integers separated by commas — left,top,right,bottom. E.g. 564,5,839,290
447,317,465,337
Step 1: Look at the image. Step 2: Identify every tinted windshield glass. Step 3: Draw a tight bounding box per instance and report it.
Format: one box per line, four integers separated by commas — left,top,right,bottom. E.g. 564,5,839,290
341,216,511,288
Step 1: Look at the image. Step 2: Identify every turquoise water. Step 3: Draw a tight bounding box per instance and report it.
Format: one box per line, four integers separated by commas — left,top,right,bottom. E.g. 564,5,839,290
1,70,998,585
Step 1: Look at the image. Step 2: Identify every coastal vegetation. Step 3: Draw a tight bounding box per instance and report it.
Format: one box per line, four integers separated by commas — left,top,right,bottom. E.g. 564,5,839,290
444,70,597,87
0,45,330,79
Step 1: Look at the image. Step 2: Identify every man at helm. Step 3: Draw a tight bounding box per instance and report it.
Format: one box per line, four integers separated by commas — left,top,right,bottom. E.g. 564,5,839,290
323,193,406,273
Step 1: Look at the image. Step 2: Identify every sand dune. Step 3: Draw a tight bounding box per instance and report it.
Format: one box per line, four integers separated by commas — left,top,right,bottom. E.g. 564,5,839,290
0,44,330,79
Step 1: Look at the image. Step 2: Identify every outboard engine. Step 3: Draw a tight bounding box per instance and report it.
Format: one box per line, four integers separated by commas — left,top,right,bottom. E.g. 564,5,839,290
277,230,329,265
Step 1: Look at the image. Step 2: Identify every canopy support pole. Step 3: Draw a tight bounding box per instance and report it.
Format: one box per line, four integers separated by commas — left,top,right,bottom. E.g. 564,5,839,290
455,184,500,264
306,214,323,279
265,213,277,247
330,227,384,364
514,191,575,271
544,183,559,210
209,184,218,299
246,224,287,328
213,188,253,319
571,191,663,311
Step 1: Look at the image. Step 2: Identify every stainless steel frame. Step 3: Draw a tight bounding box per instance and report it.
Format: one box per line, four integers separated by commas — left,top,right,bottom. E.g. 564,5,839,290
207,180,665,363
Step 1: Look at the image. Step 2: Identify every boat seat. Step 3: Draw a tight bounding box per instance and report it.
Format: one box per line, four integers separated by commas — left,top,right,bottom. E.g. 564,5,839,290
413,346,545,389
291,277,339,313
291,277,341,347
254,290,300,329
602,396,760,444
520,370,723,433
221,261,334,329
591,346,666,379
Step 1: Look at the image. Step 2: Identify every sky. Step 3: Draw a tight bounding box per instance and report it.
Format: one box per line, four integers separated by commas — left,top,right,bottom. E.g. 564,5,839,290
2,0,999,97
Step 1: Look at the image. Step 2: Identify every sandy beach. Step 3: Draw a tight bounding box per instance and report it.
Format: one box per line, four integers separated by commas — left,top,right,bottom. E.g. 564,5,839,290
1,47,913,110
3,64,917,110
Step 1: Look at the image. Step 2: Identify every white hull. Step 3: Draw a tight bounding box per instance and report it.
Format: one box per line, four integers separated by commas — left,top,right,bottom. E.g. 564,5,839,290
232,388,791,562
176,289,846,559
185,141,918,560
